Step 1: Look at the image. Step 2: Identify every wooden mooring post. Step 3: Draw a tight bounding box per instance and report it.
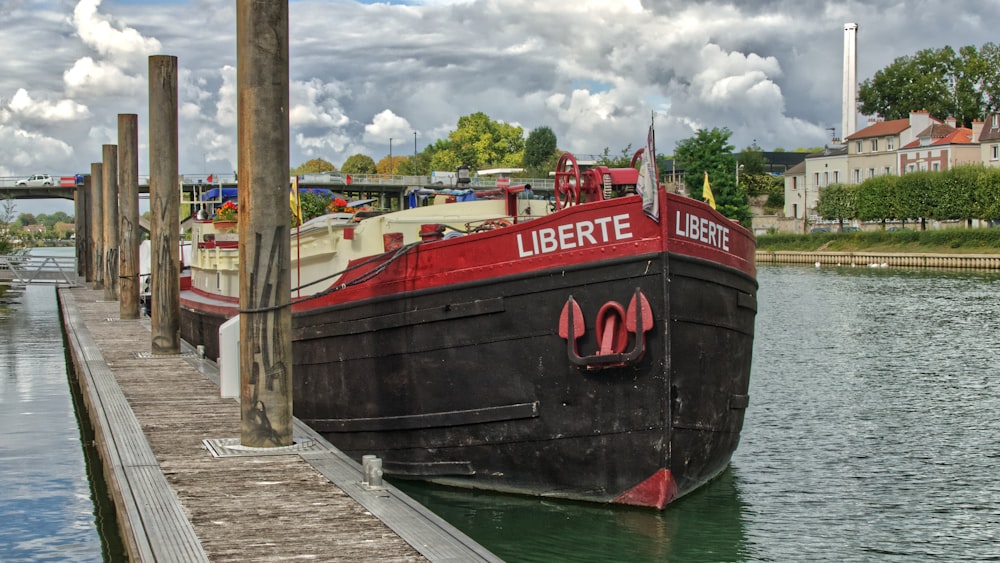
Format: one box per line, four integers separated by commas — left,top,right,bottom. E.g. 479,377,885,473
75,175,89,279
236,0,293,447
90,162,104,291
118,114,140,319
148,55,181,354
102,144,119,302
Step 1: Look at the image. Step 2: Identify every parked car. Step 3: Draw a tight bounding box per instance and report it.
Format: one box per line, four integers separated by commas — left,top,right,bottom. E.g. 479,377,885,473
15,174,53,187
840,226,860,233
810,227,831,234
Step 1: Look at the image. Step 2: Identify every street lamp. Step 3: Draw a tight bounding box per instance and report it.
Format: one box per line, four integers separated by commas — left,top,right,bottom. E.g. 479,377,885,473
389,138,393,176
413,131,418,176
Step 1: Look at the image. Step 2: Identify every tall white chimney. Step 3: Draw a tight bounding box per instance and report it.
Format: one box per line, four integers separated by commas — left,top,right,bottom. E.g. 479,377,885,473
842,23,859,139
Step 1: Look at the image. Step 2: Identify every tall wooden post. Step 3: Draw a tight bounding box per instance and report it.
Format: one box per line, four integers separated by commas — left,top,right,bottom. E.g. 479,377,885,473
75,177,88,279
102,144,119,302
237,0,293,447
148,55,181,354
118,114,140,319
90,162,104,291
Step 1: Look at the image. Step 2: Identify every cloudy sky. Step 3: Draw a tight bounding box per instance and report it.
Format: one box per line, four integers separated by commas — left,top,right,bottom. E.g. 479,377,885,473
3,0,1000,216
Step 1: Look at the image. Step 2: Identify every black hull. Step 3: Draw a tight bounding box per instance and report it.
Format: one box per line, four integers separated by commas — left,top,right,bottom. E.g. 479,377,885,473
181,249,756,508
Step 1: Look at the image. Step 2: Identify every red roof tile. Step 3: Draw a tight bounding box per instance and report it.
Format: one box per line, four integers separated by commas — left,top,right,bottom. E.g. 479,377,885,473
845,118,910,140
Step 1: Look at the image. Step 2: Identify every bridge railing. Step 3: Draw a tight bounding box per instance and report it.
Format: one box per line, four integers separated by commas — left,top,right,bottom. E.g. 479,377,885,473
1,174,558,192
0,252,79,286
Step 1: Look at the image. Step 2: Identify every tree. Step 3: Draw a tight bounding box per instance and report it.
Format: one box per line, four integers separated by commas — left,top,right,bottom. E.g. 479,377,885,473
896,171,936,230
737,145,767,175
522,126,559,176
857,44,1000,126
376,155,409,175
974,167,1000,221
935,166,979,226
432,112,525,171
816,183,857,229
856,174,900,227
596,145,635,168
341,154,377,174
674,127,751,226
0,197,16,253
293,158,336,175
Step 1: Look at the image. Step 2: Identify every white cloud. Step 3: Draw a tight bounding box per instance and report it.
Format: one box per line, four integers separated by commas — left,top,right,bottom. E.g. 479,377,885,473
2,0,999,186
363,110,413,144
7,88,91,122
72,0,162,66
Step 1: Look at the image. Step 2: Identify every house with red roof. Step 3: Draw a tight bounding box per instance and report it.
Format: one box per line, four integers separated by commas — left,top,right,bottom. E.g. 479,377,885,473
897,117,980,173
980,113,1000,168
844,110,938,182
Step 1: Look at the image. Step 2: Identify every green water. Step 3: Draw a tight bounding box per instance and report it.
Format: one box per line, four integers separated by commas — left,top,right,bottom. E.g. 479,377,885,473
396,265,1000,562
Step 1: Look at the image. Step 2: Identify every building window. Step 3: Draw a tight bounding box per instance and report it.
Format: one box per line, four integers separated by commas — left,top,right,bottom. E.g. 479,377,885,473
823,171,829,186
868,168,876,178
853,169,861,183
833,171,840,183
856,141,863,153
993,115,999,129
932,162,940,171
871,139,879,152
814,172,820,186
884,166,892,175
993,144,999,160
887,137,894,151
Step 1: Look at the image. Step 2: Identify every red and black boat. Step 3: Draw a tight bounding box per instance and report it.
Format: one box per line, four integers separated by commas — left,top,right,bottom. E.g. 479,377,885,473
179,146,757,509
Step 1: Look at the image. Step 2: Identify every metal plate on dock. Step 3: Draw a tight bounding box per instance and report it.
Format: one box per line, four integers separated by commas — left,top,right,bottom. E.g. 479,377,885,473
203,437,317,458
131,351,199,359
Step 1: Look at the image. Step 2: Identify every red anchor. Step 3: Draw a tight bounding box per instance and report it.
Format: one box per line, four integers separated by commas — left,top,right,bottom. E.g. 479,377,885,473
557,288,654,370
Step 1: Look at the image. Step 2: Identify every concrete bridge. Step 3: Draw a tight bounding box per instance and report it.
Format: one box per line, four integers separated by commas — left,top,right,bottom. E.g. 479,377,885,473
0,174,557,201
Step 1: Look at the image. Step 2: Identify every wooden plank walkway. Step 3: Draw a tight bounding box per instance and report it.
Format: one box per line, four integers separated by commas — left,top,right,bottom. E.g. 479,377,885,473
58,286,501,562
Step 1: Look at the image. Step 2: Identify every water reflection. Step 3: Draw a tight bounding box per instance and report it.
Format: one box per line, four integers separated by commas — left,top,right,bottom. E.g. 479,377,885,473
0,283,124,562
395,468,749,563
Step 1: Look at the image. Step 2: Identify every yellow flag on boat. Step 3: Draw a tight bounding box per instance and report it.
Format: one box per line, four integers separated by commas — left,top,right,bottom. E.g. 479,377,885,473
290,175,302,225
702,171,716,210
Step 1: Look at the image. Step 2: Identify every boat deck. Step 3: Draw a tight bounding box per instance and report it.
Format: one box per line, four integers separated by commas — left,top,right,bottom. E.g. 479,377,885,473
58,286,499,562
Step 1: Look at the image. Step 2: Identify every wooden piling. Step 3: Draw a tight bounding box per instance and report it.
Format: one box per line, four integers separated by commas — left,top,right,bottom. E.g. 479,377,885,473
148,55,181,354
102,144,119,301
90,162,104,290
118,115,140,320
236,0,293,447
75,176,88,279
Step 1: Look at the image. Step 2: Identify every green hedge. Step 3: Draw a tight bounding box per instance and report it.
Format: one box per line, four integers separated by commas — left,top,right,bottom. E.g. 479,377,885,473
757,228,1000,251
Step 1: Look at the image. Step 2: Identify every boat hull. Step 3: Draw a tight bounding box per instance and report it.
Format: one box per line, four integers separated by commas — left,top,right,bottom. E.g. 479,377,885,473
179,192,757,508
181,252,754,508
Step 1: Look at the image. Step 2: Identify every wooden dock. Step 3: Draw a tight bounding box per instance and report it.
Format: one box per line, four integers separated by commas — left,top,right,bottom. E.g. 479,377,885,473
58,286,501,562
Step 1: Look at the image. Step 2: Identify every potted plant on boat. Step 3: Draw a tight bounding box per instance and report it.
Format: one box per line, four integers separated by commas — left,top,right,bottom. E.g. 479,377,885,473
213,201,238,231
327,197,356,219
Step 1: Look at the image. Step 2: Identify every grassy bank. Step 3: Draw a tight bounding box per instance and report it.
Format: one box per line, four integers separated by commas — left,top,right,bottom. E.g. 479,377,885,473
756,228,1000,254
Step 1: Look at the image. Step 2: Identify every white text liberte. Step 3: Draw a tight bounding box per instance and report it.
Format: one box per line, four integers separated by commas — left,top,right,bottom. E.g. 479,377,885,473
674,211,730,251
517,214,633,257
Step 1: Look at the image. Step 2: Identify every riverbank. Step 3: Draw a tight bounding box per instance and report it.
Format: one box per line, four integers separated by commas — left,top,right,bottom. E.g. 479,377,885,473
756,228,1000,254
756,250,1000,269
